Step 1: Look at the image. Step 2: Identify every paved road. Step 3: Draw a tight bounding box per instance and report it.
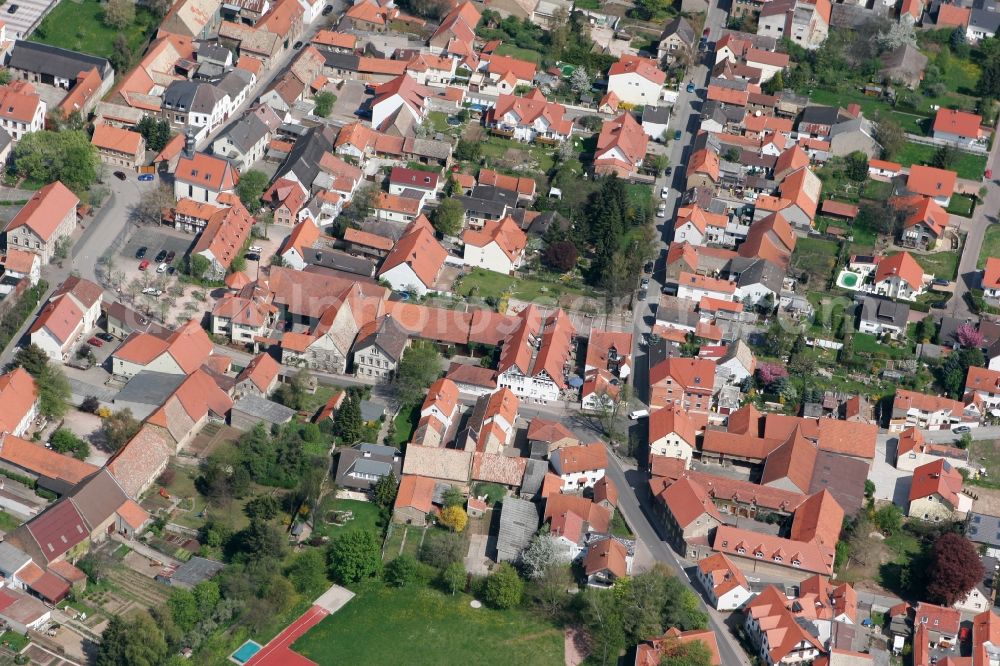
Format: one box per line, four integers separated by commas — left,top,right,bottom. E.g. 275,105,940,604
603,448,751,665
629,8,722,405
949,115,1000,320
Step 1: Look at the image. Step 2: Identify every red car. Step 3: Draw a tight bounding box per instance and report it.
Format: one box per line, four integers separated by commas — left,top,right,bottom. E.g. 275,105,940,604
960,626,971,641
87,336,104,347
986,168,993,180
139,259,150,270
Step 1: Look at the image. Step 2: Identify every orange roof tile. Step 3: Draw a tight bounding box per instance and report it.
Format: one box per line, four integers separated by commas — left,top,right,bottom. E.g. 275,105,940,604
583,538,629,578
0,433,97,486
4,182,79,243
658,477,723,527
394,474,436,513
0,368,35,435
907,164,957,199
461,215,526,262
91,124,143,155
909,458,966,506
876,251,924,290
933,108,983,139
378,221,446,289
175,153,239,192
608,54,666,85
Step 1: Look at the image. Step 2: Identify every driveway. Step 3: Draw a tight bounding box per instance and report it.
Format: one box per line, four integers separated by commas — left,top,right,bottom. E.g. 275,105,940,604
869,435,912,506
330,80,367,123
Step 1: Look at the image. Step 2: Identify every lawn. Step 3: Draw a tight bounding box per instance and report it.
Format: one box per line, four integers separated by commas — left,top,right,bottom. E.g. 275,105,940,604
894,141,988,180
790,237,839,289
851,333,914,359
979,224,1000,269
292,584,564,665
909,249,960,280
495,43,543,64
0,510,20,533
30,0,158,60
971,439,1000,480
391,403,420,446
455,268,591,307
807,88,929,134
312,496,383,540
947,193,976,217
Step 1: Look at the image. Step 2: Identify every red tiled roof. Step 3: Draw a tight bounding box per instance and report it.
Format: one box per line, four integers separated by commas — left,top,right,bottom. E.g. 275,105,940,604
983,257,1000,291
582,538,628,578
378,220,447,289
876,251,924,290
933,107,982,139
909,458,966,506
608,55,666,85
0,432,97,487
175,153,239,192
907,164,957,199
555,443,607,474
394,474,435,513
4,182,79,243
657,477,723,528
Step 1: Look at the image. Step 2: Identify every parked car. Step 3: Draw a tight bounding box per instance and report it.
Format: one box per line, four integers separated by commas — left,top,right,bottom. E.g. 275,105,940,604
156,262,168,273
664,166,672,176
167,266,176,275
686,82,696,93
674,129,682,140
660,187,670,199
245,252,260,261
87,337,104,347
248,245,263,254
293,41,304,49
628,409,649,420
165,250,176,263
138,174,154,182
135,246,148,259
322,4,334,14
155,250,168,262
113,171,127,181
953,425,971,434
97,332,114,342
643,261,654,274
640,277,650,288
6,5,17,14
986,168,993,180
139,259,150,271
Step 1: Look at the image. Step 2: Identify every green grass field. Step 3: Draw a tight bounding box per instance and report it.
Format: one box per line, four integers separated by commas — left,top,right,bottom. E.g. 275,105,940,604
894,141,988,180
293,585,564,665
807,88,929,134
790,237,839,289
495,43,543,64
30,0,158,60
312,497,383,540
979,224,1000,269
455,268,590,306
910,250,960,280
947,193,975,217
392,403,420,446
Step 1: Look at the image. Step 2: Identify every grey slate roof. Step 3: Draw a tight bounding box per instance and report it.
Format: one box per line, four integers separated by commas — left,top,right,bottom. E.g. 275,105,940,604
354,315,410,363
519,458,548,497
302,247,376,277
406,138,452,160
166,556,225,588
232,394,297,425
163,80,229,113
6,40,112,81
454,195,508,218
642,106,671,124
197,44,232,65
496,498,539,562
276,125,337,190
68,469,129,531
731,257,785,294
969,512,1000,547
115,371,187,411
0,542,31,576
799,105,844,127
334,444,402,491
859,295,910,329
217,114,271,154
216,68,254,99
970,6,1000,33
661,15,696,43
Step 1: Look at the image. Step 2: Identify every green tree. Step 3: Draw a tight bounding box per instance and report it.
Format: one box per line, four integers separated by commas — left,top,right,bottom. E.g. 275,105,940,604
327,530,382,584
103,0,135,28
418,529,465,568
100,409,140,453
238,520,288,562
845,151,869,181
873,504,902,535
874,117,906,159
484,562,523,609
762,70,785,95
442,485,465,508
14,130,98,192
332,390,363,444
38,365,71,419
441,561,466,595
394,340,442,406
431,198,465,236
932,144,958,169
110,34,133,74
192,580,220,616
244,494,280,522
313,92,336,117
372,472,398,508
13,343,49,376
95,612,168,666
236,170,269,212
50,428,90,460
286,549,327,594
454,139,481,162
384,553,419,587
187,254,211,279
167,588,199,632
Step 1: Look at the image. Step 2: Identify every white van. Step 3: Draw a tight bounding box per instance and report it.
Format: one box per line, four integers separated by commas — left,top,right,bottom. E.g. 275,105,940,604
628,409,649,420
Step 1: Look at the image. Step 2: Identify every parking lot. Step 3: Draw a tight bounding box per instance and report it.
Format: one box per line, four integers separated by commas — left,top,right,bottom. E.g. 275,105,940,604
3,0,58,39
120,227,194,269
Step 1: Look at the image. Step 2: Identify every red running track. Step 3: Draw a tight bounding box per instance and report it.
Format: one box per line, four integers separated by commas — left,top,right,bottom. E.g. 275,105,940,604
245,604,327,666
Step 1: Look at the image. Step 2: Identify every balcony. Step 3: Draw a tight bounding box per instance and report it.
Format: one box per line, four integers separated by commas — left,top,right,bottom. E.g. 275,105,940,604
490,127,515,138
536,135,560,146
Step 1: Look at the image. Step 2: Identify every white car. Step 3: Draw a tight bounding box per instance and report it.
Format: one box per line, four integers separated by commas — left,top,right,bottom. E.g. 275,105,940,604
660,187,670,199
142,287,163,296
156,262,168,273
249,245,263,253
656,208,667,217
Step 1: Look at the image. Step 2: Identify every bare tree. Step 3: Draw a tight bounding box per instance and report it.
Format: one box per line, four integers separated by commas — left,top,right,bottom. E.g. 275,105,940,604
130,185,174,226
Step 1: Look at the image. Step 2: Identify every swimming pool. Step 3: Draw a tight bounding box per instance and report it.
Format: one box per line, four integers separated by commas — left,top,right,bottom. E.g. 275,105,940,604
231,640,262,664
836,270,863,290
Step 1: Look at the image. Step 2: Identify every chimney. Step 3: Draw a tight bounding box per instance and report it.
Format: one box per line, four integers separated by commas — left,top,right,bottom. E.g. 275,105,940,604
183,128,196,159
